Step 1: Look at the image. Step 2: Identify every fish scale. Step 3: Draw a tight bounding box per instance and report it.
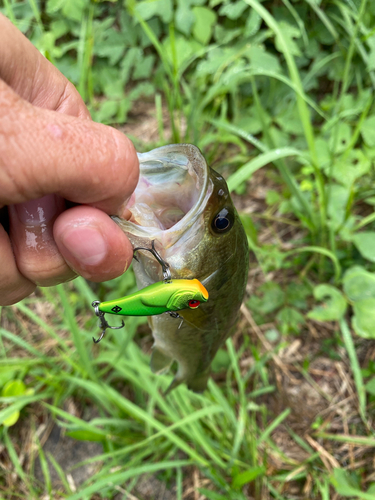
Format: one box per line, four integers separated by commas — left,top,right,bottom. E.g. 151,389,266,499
113,144,249,393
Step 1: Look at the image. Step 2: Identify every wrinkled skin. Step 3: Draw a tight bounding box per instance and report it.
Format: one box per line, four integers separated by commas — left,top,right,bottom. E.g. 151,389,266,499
114,144,249,392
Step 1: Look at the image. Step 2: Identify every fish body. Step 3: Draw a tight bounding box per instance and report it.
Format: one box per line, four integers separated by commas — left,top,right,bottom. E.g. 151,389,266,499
114,144,249,392
98,279,208,316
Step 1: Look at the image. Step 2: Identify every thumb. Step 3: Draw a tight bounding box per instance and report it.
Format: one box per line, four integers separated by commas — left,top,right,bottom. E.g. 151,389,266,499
0,80,139,214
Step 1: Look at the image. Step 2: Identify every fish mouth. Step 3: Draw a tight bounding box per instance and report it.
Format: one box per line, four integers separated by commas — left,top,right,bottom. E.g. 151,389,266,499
113,144,211,249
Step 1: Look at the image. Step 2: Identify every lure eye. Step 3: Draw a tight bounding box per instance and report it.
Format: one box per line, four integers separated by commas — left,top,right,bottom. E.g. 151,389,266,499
211,207,234,234
188,300,200,309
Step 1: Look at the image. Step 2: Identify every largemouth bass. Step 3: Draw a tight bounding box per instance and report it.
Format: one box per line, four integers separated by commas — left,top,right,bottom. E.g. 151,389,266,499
113,144,249,392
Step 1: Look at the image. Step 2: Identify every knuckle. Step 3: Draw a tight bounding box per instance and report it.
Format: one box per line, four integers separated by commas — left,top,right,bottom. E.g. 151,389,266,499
110,128,139,194
54,80,90,119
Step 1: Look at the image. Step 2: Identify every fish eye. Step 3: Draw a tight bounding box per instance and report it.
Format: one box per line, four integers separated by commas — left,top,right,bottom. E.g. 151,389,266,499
211,207,234,234
188,300,200,309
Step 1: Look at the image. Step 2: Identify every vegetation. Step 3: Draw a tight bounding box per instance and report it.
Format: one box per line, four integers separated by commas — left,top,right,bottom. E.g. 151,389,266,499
1,0,375,498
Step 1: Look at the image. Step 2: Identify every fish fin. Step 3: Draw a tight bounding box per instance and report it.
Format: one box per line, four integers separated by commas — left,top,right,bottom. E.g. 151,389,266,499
150,347,173,375
163,376,182,396
163,371,210,396
187,371,210,393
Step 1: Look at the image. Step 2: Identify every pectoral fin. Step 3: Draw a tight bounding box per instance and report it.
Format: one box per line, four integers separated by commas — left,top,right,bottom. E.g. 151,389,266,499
164,376,182,396
150,347,173,375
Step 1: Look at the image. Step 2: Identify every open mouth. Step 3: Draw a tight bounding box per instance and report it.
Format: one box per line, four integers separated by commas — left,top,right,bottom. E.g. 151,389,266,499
124,145,209,235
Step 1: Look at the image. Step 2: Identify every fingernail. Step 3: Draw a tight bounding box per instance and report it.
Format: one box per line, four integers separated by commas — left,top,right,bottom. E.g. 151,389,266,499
13,194,61,225
60,225,108,267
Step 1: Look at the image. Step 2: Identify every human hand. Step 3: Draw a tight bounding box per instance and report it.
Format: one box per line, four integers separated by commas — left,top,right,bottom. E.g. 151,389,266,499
0,15,139,306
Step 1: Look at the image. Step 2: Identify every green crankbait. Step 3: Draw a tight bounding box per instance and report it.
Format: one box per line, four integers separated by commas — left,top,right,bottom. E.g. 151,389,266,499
91,243,209,343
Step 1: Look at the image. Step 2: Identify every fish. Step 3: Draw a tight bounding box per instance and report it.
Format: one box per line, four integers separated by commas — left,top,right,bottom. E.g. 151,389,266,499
113,144,249,393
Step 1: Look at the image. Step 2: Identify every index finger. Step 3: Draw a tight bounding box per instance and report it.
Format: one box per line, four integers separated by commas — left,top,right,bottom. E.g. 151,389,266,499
0,82,139,215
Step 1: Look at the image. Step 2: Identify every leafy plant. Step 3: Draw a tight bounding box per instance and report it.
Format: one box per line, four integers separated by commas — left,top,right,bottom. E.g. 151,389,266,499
247,281,311,334
1,380,34,427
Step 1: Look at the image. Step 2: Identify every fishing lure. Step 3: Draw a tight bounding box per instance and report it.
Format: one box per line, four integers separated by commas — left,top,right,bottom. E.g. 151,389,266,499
92,242,209,343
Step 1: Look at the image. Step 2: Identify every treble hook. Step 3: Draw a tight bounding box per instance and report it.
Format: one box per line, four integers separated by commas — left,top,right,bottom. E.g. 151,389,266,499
91,300,125,343
133,240,172,282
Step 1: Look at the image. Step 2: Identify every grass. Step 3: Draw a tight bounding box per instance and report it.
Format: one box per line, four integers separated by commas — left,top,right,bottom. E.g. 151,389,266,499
1,275,374,498
0,281,357,500
1,0,375,498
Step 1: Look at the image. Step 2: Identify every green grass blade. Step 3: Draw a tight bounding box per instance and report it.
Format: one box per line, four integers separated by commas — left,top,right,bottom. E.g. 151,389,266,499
14,302,69,352
339,319,367,423
0,327,46,358
209,119,268,153
243,0,317,163
155,93,165,143
73,277,97,308
176,467,183,500
66,460,191,500
247,69,326,119
305,0,339,43
285,246,342,283
77,4,94,102
226,339,248,462
227,147,308,192
316,433,375,445
3,0,16,24
131,9,173,83
257,408,291,444
340,0,369,96
47,452,73,494
302,52,341,89
243,0,328,237
56,285,95,379
36,437,52,496
66,376,211,466
3,427,29,485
